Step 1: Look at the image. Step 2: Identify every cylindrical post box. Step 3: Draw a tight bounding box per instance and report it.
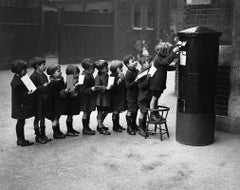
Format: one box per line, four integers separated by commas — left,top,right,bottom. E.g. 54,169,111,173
176,26,221,145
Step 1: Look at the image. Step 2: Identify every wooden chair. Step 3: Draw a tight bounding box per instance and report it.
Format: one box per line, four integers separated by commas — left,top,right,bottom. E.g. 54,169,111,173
145,106,170,141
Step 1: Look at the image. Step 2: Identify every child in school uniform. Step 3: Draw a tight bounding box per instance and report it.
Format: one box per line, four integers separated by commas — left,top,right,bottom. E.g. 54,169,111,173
63,64,81,137
123,55,139,135
29,57,51,144
137,56,152,137
45,63,67,139
10,60,35,146
149,42,179,121
109,60,127,132
78,58,96,135
95,59,112,135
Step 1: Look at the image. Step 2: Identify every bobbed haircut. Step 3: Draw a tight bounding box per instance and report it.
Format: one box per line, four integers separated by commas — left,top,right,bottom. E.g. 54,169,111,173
109,60,123,73
65,64,80,75
11,60,28,74
95,59,108,71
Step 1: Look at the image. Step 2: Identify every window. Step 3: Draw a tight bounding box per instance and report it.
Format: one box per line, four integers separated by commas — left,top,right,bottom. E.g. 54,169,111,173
146,3,154,30
147,12,154,29
186,0,211,5
133,4,142,29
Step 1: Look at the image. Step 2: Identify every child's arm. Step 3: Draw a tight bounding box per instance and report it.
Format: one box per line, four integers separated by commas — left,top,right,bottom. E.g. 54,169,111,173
154,51,178,67
95,75,107,92
78,76,95,94
138,75,150,90
125,71,137,89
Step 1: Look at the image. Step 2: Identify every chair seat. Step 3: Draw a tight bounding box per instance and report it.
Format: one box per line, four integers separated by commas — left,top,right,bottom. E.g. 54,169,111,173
145,105,170,141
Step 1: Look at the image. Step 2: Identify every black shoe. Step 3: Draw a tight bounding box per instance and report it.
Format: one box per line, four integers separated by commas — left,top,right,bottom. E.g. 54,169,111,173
150,113,161,122
17,140,34,146
113,125,122,133
127,126,136,135
98,127,111,135
97,125,109,131
118,125,126,131
40,126,51,142
72,128,80,134
82,127,96,135
53,127,65,139
35,135,47,144
53,132,65,139
66,129,79,137
41,134,51,142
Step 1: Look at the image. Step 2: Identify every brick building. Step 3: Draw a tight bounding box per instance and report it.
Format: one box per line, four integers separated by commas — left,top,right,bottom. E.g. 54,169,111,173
1,0,240,133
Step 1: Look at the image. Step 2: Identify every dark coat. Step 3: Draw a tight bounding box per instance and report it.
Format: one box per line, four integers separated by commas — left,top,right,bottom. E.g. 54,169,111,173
110,73,127,112
30,71,49,117
125,68,139,102
45,77,66,121
79,71,96,112
62,85,81,116
11,74,36,119
137,73,152,103
150,52,177,91
95,73,111,109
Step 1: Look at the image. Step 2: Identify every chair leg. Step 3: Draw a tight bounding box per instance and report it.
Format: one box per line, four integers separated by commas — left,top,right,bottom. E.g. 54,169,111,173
159,124,162,141
165,123,170,138
154,124,157,132
145,123,149,139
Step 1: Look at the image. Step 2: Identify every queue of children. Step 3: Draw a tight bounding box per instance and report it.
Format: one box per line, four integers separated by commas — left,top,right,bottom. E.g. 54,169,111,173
10,41,180,146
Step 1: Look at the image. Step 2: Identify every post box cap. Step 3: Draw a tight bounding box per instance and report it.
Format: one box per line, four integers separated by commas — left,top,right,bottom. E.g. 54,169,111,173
178,26,222,38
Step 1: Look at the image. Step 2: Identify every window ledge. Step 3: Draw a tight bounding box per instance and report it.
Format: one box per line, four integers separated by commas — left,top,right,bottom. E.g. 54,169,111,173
132,27,143,30
146,27,154,31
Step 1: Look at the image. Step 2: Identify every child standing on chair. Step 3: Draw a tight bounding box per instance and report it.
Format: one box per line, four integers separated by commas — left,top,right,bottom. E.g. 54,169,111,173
149,41,179,121
29,57,51,144
109,60,127,133
123,55,139,135
10,60,35,146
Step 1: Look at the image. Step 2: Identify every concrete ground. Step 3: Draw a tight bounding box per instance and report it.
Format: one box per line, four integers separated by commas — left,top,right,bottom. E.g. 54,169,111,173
0,58,240,190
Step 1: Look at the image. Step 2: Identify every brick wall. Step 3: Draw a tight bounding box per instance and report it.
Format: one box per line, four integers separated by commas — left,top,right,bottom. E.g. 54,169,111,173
114,0,156,59
183,0,233,45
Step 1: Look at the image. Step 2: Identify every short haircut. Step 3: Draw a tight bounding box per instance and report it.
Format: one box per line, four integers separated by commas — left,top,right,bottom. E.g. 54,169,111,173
65,64,80,75
46,63,60,76
11,60,28,74
110,60,123,73
139,55,152,65
123,55,133,66
29,57,46,70
81,58,95,70
95,59,108,71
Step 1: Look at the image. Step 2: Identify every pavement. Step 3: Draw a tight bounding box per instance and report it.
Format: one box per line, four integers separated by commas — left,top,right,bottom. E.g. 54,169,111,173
0,57,240,190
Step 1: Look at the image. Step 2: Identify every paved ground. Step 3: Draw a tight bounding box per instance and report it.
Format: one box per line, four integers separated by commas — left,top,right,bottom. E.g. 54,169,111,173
0,58,240,190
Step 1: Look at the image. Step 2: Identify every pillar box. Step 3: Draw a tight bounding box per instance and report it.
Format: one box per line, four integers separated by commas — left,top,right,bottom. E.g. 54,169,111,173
176,26,221,145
